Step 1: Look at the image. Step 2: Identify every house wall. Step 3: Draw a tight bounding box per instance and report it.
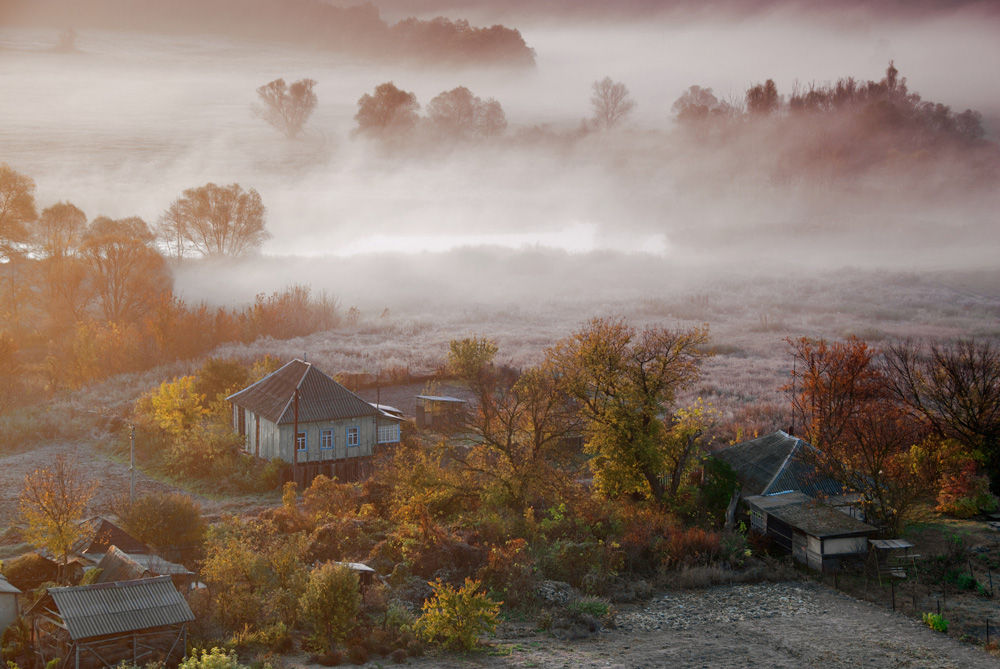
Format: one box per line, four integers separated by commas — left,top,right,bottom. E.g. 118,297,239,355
0,593,17,632
242,413,400,464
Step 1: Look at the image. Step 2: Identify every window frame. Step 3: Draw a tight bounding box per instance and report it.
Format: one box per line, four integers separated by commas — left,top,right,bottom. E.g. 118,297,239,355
320,428,334,450
347,426,359,448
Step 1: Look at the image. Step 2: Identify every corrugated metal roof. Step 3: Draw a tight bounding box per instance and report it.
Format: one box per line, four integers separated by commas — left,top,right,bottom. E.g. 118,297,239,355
714,431,846,498
227,359,379,425
47,575,194,640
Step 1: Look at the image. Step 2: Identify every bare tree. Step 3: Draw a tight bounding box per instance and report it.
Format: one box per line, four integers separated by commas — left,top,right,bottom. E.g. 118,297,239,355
252,78,318,139
476,98,507,137
158,183,270,258
590,76,636,131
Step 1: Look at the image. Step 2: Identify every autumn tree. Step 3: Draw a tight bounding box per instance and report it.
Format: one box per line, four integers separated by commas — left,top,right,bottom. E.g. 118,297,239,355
19,455,97,580
590,76,636,131
299,562,360,653
548,318,710,503
885,339,1000,491
81,216,171,323
30,202,91,333
0,163,36,262
427,87,508,139
787,337,939,534
450,364,582,509
112,491,207,554
252,77,318,139
446,334,498,379
32,202,86,258
158,183,270,258
354,82,420,138
746,79,780,116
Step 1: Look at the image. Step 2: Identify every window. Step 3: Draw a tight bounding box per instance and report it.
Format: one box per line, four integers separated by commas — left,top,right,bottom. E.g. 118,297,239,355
378,423,400,444
297,431,307,451
321,429,334,449
347,426,359,447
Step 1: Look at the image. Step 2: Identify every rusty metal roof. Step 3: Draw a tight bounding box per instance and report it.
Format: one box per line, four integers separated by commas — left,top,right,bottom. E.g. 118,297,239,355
746,492,877,538
227,359,379,425
44,575,194,640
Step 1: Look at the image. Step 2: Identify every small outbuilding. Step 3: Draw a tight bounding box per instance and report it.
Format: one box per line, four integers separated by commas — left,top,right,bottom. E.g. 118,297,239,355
28,575,194,669
93,547,195,591
415,395,467,429
745,492,878,571
0,574,21,635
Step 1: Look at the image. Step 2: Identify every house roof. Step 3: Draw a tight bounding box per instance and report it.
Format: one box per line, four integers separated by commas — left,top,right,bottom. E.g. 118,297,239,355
29,575,194,640
73,518,151,556
227,359,379,425
93,547,193,584
0,575,21,595
39,518,150,562
416,395,467,403
746,492,877,538
713,430,847,498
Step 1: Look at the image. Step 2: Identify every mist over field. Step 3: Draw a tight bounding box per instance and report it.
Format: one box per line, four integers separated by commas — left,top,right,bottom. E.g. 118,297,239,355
2,0,999,313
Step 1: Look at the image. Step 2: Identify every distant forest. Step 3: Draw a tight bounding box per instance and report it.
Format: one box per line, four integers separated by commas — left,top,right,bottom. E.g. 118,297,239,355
0,0,536,67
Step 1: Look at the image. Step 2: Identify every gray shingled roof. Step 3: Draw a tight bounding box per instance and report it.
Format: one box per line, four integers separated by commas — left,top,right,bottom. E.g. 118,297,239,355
713,431,847,498
746,492,877,538
35,576,194,640
0,575,21,595
227,359,379,425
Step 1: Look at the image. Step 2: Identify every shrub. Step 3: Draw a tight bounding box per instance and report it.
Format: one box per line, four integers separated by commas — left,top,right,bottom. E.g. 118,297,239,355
299,562,360,653
566,596,610,619
477,538,537,611
112,491,206,552
922,612,949,633
659,527,722,568
415,578,501,651
179,648,246,669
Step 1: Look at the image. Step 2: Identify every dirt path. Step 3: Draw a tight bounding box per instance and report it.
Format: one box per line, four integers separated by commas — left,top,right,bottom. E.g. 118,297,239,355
333,582,1000,669
0,442,220,529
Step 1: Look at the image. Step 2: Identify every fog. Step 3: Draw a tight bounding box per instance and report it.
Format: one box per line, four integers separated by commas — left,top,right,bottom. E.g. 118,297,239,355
2,2,999,311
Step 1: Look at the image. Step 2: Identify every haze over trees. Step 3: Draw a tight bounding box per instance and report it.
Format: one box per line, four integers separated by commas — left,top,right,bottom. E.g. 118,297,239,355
355,82,421,138
590,76,637,130
252,78,318,139
0,0,537,68
427,87,508,139
0,162,36,262
158,183,271,258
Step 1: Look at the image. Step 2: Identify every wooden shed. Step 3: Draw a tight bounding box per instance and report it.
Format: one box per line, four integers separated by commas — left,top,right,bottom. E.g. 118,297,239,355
745,492,877,571
415,395,467,429
227,359,402,479
28,576,194,669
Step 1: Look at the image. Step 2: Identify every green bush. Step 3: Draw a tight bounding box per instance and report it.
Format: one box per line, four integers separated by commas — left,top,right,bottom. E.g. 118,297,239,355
922,612,949,633
415,578,501,651
299,562,360,653
179,648,247,669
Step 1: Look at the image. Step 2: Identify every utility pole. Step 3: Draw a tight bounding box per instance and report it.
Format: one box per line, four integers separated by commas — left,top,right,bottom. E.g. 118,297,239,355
129,423,135,504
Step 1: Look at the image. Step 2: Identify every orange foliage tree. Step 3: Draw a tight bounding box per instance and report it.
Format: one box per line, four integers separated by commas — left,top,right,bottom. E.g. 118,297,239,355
787,336,939,535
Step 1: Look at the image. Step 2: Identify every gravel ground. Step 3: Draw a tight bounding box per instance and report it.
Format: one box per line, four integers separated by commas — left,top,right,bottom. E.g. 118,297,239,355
386,581,1000,669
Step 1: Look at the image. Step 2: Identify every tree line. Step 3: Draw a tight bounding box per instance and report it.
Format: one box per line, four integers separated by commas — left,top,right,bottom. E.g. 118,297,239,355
1,0,536,68
0,165,337,406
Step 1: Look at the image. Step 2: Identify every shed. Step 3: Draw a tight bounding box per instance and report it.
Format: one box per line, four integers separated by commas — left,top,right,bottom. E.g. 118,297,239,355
227,360,402,480
28,575,194,669
0,575,21,634
415,395,467,429
745,492,877,571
